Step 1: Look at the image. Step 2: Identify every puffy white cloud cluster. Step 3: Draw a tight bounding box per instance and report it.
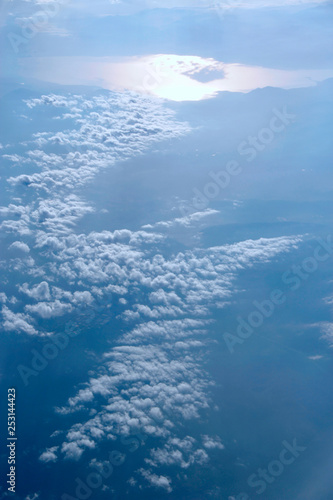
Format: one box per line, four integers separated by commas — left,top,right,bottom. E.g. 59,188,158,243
145,435,210,469
6,92,190,195
4,225,300,336
2,306,38,335
9,241,30,253
0,89,190,338
40,231,301,319
39,446,58,463
19,281,51,301
25,299,73,318
1,90,190,273
202,434,225,450
0,88,306,492
37,233,302,489
120,318,210,345
54,335,212,429
138,469,173,493
14,281,97,323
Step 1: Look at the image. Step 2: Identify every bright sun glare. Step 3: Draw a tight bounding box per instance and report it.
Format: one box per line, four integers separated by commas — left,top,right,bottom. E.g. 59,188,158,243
22,54,333,102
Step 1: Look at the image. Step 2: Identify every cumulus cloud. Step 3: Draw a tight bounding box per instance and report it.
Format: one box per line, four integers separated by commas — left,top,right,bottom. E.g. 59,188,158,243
146,435,209,469
202,434,225,450
39,447,58,463
38,234,302,472
2,306,38,335
61,442,86,461
7,92,190,197
19,281,51,301
9,241,30,253
71,291,94,305
3,117,303,477
0,85,310,494
25,300,72,318
139,469,173,493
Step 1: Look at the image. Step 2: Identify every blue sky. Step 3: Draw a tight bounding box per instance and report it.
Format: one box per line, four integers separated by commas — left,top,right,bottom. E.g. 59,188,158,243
0,1,333,500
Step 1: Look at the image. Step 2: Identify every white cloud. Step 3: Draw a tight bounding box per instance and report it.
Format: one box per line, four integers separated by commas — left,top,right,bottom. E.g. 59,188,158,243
2,306,38,335
71,291,94,305
9,241,30,253
37,233,302,474
139,469,173,493
25,300,72,318
39,446,58,463
6,93,190,204
61,442,86,461
202,434,225,450
142,209,220,230
0,83,312,493
19,281,51,301
146,435,209,469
